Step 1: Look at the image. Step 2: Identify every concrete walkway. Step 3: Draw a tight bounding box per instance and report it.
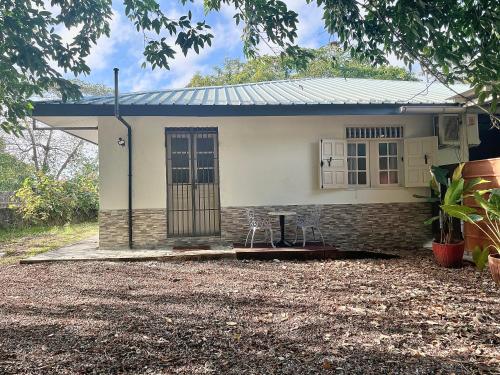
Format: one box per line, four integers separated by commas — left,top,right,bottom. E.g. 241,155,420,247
20,236,236,264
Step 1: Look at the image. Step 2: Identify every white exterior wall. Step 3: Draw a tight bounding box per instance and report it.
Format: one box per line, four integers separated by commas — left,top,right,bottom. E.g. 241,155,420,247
98,114,468,210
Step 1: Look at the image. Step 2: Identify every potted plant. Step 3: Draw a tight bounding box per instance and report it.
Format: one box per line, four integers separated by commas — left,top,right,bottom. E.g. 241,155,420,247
471,188,500,284
417,164,485,268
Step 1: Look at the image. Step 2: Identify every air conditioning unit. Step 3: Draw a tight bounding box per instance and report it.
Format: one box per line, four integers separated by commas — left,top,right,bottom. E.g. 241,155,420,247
433,113,481,147
437,114,461,146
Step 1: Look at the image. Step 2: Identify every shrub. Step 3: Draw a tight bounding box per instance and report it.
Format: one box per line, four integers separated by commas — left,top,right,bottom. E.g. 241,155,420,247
0,139,32,191
68,165,99,221
14,169,98,225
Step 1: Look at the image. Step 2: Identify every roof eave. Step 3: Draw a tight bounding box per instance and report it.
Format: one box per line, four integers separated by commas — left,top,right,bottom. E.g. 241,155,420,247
32,103,462,117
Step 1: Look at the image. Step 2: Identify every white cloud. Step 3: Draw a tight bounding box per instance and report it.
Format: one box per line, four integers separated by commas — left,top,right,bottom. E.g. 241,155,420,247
126,3,245,91
86,11,136,71
142,0,329,88
48,0,420,92
386,53,424,77
77,1,327,90
49,8,136,74
129,38,219,91
216,0,328,56
285,0,328,47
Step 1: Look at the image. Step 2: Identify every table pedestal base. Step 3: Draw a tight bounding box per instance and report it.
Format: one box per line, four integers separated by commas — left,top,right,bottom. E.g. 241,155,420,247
273,214,295,248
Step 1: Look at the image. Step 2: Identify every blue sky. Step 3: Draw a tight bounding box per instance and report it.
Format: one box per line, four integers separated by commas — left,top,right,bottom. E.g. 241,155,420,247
60,1,409,93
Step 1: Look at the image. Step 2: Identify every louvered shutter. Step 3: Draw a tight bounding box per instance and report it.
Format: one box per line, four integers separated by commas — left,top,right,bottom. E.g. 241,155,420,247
404,136,438,187
320,139,348,189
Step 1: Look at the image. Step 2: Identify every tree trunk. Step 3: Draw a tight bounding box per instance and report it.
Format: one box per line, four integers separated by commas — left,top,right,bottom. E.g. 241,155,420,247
26,125,39,172
56,140,84,179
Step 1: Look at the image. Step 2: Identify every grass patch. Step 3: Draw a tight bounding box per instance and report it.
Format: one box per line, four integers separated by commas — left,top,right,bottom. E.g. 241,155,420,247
0,222,98,265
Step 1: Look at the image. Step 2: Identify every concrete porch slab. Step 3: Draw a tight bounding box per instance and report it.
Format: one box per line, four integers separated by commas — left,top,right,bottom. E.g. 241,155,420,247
20,236,236,264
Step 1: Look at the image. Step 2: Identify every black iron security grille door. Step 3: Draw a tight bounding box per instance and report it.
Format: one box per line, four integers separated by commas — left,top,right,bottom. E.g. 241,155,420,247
165,128,221,237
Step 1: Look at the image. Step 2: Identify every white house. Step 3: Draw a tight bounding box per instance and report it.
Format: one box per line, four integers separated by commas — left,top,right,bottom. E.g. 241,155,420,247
32,76,479,250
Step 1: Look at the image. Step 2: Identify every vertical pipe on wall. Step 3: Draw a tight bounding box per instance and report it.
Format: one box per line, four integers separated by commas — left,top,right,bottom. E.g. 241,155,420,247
113,68,133,249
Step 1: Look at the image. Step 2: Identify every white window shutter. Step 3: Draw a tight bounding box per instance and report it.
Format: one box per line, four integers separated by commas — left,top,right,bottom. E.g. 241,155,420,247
320,139,347,189
404,136,438,187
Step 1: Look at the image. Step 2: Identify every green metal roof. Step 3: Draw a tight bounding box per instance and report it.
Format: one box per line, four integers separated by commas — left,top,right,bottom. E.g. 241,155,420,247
41,77,469,106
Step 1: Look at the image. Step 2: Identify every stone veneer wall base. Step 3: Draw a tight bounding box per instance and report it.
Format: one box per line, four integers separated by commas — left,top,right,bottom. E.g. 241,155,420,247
221,202,432,251
99,209,167,249
99,203,432,251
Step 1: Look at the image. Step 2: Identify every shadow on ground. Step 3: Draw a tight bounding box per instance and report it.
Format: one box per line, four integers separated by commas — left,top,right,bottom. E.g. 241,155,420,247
0,252,498,374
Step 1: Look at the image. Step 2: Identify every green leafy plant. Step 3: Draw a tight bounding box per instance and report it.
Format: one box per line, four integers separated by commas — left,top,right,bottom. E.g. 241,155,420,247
467,189,500,271
0,138,33,191
473,189,500,251
13,170,98,225
14,173,73,224
187,45,417,87
1,0,498,134
416,163,486,244
472,245,491,271
417,163,500,270
67,164,99,221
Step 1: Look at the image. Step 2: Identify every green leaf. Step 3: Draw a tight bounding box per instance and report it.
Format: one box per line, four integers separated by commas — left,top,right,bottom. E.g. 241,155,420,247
424,216,440,225
472,246,490,271
431,165,448,186
430,175,440,194
451,163,465,182
474,191,500,219
463,177,489,194
443,179,464,205
441,204,481,223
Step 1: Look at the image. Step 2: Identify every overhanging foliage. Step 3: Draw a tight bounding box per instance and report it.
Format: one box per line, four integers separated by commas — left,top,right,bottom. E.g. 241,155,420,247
1,0,498,134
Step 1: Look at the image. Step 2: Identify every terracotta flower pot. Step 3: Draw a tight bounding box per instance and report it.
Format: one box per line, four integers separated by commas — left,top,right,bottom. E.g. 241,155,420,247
432,241,465,268
489,253,500,286
463,158,500,252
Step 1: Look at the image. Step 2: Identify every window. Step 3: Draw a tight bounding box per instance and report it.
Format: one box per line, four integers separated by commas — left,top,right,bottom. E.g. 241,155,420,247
347,142,368,185
378,142,399,185
346,126,403,139
196,137,215,184
170,137,190,184
346,140,401,187
169,135,217,185
321,133,438,190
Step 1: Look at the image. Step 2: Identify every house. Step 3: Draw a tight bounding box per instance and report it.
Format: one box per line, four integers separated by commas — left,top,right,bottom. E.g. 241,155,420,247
32,75,478,250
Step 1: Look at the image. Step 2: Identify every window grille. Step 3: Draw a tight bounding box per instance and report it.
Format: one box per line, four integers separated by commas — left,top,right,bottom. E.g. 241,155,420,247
346,126,404,139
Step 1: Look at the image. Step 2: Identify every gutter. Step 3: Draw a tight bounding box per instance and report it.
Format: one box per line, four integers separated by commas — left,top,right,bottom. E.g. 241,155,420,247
34,103,456,117
114,68,133,249
399,105,465,114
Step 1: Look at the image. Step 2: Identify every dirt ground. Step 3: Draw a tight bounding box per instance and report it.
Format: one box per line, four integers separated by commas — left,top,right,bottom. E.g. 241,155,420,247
0,250,499,374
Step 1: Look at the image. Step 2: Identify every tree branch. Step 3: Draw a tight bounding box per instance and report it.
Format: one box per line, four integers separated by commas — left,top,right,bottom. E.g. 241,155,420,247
41,129,53,172
55,140,84,180
26,125,39,172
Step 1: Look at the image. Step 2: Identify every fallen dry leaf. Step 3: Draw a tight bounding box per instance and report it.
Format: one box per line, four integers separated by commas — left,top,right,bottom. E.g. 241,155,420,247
0,249,497,374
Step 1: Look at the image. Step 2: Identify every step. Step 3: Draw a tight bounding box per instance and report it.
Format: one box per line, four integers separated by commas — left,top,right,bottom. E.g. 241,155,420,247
164,236,233,250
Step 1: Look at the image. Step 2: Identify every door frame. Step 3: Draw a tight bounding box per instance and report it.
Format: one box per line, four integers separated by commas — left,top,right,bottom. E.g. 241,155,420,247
165,127,221,237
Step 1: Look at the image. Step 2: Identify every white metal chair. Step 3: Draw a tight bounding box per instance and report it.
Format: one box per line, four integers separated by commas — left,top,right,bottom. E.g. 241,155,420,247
293,206,325,247
244,209,276,248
